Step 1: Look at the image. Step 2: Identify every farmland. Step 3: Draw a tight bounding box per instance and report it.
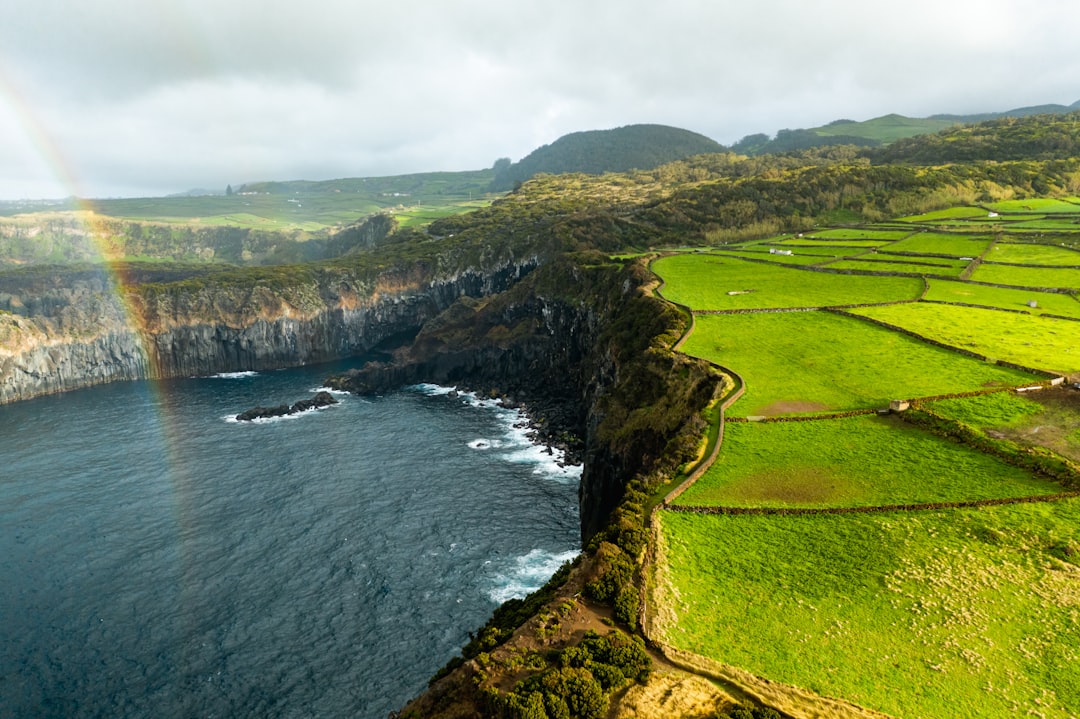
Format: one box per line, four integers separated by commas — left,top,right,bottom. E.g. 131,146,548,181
851,303,1080,374
672,414,1063,508
656,504,1080,719
647,202,1080,719
923,279,1080,319
652,254,923,310
677,311,1034,417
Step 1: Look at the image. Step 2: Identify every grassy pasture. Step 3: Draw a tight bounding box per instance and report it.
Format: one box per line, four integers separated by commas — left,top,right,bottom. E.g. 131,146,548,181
882,232,993,257
656,503,1080,719
652,255,924,310
1008,219,1080,231
930,389,1080,464
971,263,1080,290
776,238,892,248
989,243,1080,266
755,244,848,256
823,259,967,277
851,303,1080,374
984,198,1080,214
896,206,991,222
672,414,1062,508
807,228,914,241
712,250,830,265
924,279,1080,319
678,312,1034,416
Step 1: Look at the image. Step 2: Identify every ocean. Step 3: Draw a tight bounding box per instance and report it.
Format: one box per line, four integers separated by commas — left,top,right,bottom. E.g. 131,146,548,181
0,361,580,718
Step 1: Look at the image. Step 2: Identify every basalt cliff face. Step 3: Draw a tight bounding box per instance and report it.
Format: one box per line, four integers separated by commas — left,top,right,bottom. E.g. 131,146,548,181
0,259,538,404
326,255,719,543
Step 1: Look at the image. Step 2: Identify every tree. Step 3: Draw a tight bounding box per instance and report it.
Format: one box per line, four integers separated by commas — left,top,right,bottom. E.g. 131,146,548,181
226,184,234,196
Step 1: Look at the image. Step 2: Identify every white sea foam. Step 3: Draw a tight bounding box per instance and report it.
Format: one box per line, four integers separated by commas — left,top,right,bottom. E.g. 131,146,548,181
309,386,352,396
487,548,581,604
210,371,259,379
468,439,503,450
411,384,583,483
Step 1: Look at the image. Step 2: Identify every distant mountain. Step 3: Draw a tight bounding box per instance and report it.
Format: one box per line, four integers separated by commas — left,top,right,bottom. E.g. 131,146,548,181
490,124,724,191
732,100,1080,156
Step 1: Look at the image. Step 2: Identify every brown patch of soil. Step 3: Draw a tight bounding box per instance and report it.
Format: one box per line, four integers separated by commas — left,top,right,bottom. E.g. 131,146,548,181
996,386,1080,463
759,400,831,416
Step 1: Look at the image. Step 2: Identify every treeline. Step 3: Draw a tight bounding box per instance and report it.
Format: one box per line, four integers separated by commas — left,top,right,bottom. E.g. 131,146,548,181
867,111,1080,165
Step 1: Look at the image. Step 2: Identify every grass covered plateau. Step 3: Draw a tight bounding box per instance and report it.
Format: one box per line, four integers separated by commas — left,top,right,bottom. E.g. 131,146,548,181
672,414,1063,508
851,303,1080,374
923,279,1080,318
656,504,1080,719
652,254,923,310
678,312,1034,416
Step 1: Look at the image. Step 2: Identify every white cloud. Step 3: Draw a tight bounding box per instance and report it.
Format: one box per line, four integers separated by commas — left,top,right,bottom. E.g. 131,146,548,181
1,0,1078,199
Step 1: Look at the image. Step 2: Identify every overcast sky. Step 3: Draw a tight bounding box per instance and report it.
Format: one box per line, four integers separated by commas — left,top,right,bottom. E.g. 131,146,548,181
2,0,1079,200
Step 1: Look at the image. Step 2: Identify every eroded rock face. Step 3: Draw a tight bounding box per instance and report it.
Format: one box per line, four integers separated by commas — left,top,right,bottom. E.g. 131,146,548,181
0,260,538,404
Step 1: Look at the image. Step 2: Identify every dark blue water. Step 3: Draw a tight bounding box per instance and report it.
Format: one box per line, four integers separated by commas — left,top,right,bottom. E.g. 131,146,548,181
0,363,580,718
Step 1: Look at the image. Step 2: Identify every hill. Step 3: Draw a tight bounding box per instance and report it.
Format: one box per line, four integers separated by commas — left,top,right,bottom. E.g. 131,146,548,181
732,99,1080,155
489,124,724,191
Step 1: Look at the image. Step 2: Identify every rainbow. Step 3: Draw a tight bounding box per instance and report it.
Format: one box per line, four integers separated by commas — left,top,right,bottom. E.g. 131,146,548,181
0,64,167,380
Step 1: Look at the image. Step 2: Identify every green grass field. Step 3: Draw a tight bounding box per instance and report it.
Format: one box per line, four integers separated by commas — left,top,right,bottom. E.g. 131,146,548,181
755,244,848,256
776,238,893,248
712,250,830,265
882,232,993,257
851,303,1080,374
656,504,1080,719
984,198,1080,214
971,263,1080,290
652,255,923,310
823,258,967,277
988,243,1080,266
930,390,1080,464
896,206,991,222
672,414,1062,508
678,312,1034,416
807,228,914,241
923,279,1080,318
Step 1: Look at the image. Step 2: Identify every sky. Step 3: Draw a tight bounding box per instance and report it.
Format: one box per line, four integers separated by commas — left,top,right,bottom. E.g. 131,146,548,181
2,0,1079,200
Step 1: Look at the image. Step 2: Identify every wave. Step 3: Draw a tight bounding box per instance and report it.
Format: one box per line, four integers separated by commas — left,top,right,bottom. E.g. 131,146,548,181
487,548,580,604
209,371,259,379
309,386,353,396
411,385,583,483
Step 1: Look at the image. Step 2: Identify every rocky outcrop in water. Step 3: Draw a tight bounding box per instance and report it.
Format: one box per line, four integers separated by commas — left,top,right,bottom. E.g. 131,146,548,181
235,391,338,421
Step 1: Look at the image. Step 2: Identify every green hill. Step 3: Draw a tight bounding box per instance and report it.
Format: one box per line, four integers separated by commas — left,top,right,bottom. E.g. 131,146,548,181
732,100,1080,156
490,124,724,191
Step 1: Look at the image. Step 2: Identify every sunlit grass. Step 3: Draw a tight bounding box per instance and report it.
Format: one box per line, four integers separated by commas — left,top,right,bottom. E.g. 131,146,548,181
851,303,1080,374
652,254,922,310
679,312,1033,416
673,414,1061,508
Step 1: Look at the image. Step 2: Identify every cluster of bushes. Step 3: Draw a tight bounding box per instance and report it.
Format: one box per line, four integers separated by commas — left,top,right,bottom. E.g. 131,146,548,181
479,630,651,719
715,703,783,719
